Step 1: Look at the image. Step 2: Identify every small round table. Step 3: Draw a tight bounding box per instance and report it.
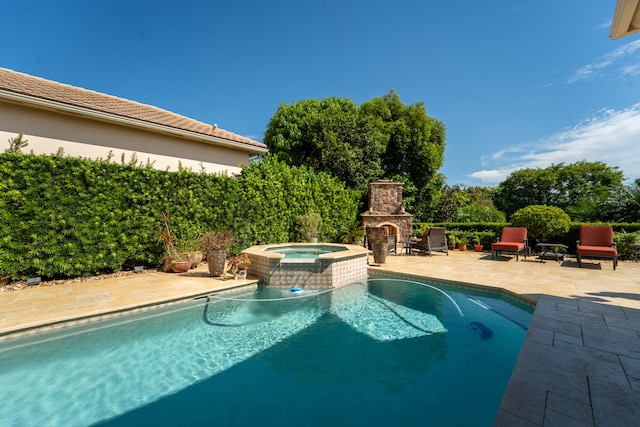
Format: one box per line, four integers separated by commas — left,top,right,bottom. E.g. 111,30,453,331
400,240,417,256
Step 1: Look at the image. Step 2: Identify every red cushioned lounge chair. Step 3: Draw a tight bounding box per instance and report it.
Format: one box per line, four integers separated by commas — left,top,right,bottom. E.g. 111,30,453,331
577,225,618,270
491,227,528,261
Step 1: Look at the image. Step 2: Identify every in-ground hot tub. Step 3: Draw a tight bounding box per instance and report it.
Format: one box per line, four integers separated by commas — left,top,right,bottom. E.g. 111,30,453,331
243,243,369,289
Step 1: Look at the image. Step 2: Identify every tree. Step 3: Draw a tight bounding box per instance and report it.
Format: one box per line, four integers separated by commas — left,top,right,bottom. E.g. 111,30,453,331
6,132,28,153
430,185,464,222
264,97,386,192
454,203,506,223
494,161,625,219
362,91,446,219
264,91,446,221
596,179,640,222
452,186,505,222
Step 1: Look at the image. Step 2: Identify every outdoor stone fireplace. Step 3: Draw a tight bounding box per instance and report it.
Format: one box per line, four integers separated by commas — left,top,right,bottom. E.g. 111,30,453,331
360,180,413,242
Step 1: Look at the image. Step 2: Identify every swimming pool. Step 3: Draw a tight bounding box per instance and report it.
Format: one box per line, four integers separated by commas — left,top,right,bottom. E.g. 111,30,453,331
0,276,533,426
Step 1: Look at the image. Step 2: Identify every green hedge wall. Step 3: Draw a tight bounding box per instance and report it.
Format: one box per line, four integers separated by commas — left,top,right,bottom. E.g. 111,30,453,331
0,154,360,280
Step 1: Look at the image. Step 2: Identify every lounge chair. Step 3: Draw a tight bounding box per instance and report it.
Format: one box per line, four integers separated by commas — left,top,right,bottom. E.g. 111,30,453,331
491,227,528,261
414,227,448,256
577,225,618,270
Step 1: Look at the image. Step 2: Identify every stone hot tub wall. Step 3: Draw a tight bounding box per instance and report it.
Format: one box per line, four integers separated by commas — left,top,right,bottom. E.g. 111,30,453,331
242,243,369,289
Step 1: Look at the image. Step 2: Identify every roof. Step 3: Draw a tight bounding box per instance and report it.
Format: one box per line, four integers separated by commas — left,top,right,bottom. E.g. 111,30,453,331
0,67,267,152
610,0,640,39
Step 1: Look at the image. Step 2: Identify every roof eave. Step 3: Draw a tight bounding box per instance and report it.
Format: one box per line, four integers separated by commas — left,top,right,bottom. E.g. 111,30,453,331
610,0,640,39
0,89,268,154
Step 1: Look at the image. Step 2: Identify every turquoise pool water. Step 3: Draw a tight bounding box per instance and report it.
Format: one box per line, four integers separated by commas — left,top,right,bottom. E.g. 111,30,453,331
0,277,533,426
265,244,348,259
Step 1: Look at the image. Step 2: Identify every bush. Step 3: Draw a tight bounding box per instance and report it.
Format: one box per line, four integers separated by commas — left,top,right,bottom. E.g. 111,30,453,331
446,230,497,249
614,230,640,261
510,205,571,242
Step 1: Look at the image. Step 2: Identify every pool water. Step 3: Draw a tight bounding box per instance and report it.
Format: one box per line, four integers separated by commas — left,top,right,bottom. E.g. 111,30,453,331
0,277,533,427
265,245,348,259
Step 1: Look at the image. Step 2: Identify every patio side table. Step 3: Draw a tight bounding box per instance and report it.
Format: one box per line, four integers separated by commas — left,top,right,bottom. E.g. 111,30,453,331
400,240,416,256
536,243,568,262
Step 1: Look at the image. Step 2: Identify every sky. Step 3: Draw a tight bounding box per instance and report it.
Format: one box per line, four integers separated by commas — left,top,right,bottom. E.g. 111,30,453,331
2,0,640,186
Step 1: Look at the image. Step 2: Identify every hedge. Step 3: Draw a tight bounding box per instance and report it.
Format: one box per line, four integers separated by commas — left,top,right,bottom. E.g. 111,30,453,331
0,153,360,280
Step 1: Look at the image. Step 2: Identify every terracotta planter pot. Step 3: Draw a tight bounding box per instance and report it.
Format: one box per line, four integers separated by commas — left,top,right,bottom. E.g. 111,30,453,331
207,249,227,277
171,260,191,273
458,244,467,251
474,245,483,252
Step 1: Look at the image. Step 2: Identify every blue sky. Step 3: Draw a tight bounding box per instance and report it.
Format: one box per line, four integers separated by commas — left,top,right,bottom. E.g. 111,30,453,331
3,0,640,186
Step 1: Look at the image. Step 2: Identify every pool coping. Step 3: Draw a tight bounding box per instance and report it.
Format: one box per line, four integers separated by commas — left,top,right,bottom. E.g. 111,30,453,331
242,242,370,260
0,280,259,342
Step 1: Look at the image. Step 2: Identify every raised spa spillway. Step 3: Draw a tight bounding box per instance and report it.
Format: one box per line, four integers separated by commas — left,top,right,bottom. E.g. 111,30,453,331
243,243,369,289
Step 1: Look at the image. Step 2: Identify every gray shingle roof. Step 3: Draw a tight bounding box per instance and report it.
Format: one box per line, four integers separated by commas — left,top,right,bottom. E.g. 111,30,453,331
0,67,266,150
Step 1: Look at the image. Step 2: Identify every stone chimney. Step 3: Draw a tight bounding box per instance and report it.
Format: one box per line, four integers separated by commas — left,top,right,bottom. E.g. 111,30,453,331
361,180,413,241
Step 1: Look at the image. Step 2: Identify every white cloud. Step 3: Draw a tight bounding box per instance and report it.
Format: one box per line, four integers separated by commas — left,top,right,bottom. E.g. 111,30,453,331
621,64,640,78
468,168,516,183
594,20,612,31
568,39,640,83
469,103,640,185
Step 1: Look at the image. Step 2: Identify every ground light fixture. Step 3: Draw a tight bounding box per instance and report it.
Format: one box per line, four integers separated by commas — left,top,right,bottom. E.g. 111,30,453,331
27,277,41,286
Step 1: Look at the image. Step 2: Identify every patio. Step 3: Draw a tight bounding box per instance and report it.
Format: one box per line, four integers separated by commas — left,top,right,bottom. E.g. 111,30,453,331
1,249,639,426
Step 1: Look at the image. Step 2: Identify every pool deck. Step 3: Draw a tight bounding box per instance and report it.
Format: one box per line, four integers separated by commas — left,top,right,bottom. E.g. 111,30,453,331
1,250,639,426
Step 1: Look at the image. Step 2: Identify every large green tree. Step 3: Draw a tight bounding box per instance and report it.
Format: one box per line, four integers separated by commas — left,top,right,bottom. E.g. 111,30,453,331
596,178,640,223
264,91,446,221
362,91,446,220
264,97,386,192
494,161,625,219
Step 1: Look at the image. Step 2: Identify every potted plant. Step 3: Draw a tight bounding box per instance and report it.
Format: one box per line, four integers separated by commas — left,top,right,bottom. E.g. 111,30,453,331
447,234,457,251
473,234,483,252
297,211,322,243
457,236,469,251
199,230,234,277
157,213,191,273
227,254,251,280
367,228,389,264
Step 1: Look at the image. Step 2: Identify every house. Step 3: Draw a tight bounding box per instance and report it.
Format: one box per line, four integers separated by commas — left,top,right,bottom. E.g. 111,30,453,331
0,68,268,174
